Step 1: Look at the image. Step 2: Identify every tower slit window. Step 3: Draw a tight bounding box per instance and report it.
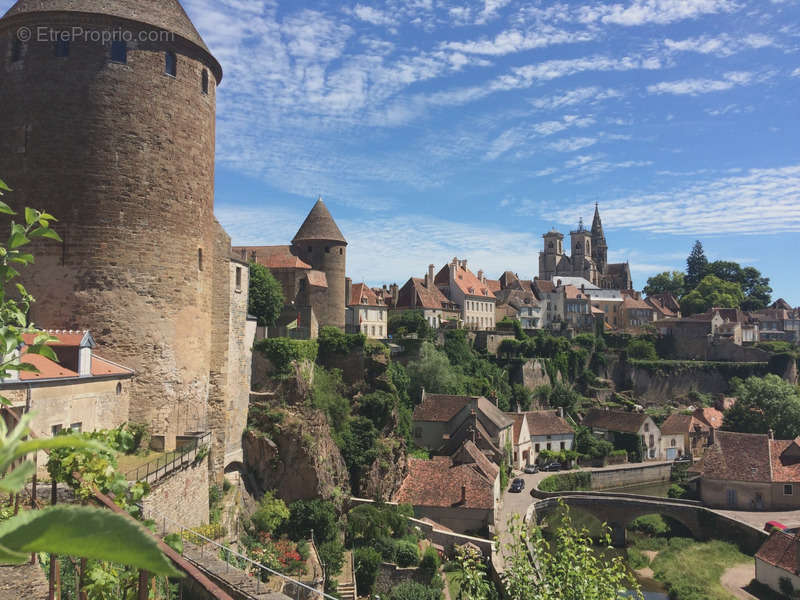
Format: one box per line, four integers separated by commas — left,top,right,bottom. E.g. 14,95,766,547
11,38,22,63
111,40,127,64
202,69,209,94
165,51,177,77
235,266,242,291
198,248,203,271
54,39,70,58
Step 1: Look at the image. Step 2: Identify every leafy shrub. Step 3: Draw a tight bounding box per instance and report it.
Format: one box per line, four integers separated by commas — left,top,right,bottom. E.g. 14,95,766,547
538,471,591,492
255,337,318,375
389,581,442,600
373,536,397,562
353,547,382,594
627,338,658,361
418,546,440,583
318,539,345,580
285,499,338,544
667,484,687,499
394,540,419,567
318,326,366,357
250,491,290,535
629,514,669,536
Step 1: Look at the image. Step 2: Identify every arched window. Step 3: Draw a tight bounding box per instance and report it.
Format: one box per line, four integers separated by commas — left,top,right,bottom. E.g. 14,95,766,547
165,51,177,77
671,439,677,447
111,40,127,64
202,69,209,94
11,38,22,63
116,382,122,395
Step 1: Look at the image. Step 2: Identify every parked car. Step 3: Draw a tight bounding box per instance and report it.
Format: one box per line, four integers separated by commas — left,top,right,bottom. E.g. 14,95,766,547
674,455,692,464
509,478,525,493
764,520,787,533
541,462,562,472
524,464,539,474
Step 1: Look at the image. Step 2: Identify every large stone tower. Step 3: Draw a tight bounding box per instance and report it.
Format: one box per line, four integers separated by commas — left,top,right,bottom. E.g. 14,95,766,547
291,199,347,330
0,1,231,452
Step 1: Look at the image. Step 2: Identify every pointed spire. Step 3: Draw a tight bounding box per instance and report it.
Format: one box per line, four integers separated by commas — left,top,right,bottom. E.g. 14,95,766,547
591,202,604,236
292,197,347,245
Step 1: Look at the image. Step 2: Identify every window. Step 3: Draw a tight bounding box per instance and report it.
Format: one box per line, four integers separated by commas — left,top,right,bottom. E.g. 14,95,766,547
235,266,242,291
11,38,22,62
339,248,343,255
325,246,330,253
560,442,565,450
70,422,82,433
54,39,70,58
111,40,127,63
165,51,177,77
116,382,123,395
202,69,209,94
546,442,552,451
198,248,203,271
414,428,422,439
785,484,793,496
534,443,540,452
51,424,63,436
671,438,677,447
644,423,650,432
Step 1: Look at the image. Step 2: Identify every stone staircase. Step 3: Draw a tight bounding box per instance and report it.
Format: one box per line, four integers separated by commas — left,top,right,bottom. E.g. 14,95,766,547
336,582,357,600
333,551,357,600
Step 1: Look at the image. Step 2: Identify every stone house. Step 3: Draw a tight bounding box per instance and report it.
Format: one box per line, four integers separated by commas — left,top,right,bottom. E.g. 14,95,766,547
435,259,496,331
394,440,499,534
750,305,800,343
562,285,594,331
645,293,681,320
508,413,532,469
526,410,575,464
658,412,713,459
345,280,387,339
582,409,661,461
620,295,656,331
411,392,513,461
0,330,133,471
585,287,624,329
392,268,460,329
654,307,759,346
755,530,800,596
690,431,800,510
494,285,544,330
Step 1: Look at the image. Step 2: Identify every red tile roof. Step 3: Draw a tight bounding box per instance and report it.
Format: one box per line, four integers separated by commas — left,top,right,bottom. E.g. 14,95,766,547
394,456,495,510
660,413,709,435
396,278,451,311
534,280,555,294
19,353,78,379
349,283,382,307
756,530,800,574
511,414,526,445
435,262,495,300
460,440,500,482
770,439,800,482
91,356,134,377
694,407,724,429
525,410,574,436
690,431,773,482
233,245,311,270
306,270,328,288
622,296,652,310
412,394,470,423
582,409,648,434
21,331,90,347
486,280,501,293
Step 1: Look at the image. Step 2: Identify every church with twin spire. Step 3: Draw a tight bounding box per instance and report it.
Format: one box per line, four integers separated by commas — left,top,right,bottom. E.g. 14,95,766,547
538,204,632,290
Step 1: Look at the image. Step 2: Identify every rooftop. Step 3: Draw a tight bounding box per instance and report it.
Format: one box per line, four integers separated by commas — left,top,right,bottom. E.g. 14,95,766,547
582,409,649,434
394,455,495,510
525,410,575,436
292,198,347,245
755,530,800,575
233,245,312,270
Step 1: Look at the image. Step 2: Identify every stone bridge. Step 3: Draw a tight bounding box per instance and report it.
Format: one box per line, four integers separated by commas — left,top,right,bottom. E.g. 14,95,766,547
530,491,767,552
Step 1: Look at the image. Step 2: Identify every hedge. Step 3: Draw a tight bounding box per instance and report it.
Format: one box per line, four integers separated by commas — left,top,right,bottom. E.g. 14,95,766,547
256,337,319,375
538,471,591,492
629,359,769,380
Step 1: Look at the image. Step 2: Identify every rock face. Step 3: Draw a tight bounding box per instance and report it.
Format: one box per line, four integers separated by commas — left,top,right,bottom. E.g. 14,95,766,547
358,436,409,501
624,365,730,405
243,407,349,503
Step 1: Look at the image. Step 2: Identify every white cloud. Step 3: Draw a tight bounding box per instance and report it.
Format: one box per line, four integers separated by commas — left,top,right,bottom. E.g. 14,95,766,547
647,71,755,95
792,67,800,77
663,33,776,57
351,4,397,26
484,116,596,160
548,137,599,152
578,0,739,27
440,26,596,56
549,164,800,235
531,87,624,110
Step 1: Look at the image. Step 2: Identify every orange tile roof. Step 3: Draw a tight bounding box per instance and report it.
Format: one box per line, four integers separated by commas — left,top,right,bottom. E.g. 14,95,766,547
436,262,495,299
349,283,382,307
486,279,501,293
694,407,724,429
622,295,652,310
770,439,800,482
306,270,328,288
91,356,134,377
21,331,90,347
396,278,452,310
19,352,78,380
394,456,495,510
233,245,312,270
756,530,799,574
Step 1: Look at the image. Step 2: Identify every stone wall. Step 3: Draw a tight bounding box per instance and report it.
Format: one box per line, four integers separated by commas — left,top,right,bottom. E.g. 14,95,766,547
142,455,210,533
373,563,427,595
0,563,49,600
589,462,672,490
625,364,730,405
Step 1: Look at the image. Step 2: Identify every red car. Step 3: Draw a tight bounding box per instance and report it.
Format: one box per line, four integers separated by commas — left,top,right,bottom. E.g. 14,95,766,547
764,521,787,532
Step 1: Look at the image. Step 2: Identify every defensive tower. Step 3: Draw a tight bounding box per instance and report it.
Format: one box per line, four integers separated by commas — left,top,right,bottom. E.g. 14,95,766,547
291,199,348,330
0,1,230,453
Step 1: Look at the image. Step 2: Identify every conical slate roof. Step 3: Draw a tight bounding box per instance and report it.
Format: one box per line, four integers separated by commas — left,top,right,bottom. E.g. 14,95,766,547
292,199,347,245
3,0,215,65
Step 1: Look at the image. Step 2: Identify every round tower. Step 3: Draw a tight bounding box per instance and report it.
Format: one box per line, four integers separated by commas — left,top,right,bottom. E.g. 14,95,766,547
291,199,348,330
0,1,224,445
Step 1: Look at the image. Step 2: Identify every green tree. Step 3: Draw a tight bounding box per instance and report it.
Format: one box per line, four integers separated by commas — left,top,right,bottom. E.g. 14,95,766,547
248,262,284,327
443,329,474,365
0,179,177,576
318,539,345,582
548,382,581,417
406,342,462,402
680,275,744,316
511,384,533,412
723,374,800,440
388,310,432,339
357,390,395,431
644,270,686,298
418,546,441,583
574,426,614,460
250,491,290,535
501,507,641,600
626,338,658,361
685,240,708,289
353,546,382,594
285,499,338,544
453,544,494,600
704,261,773,311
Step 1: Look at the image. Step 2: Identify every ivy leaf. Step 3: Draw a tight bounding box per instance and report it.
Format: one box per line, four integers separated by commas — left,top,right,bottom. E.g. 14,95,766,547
28,227,62,242
24,208,36,227
8,228,29,250
0,201,13,215
0,179,10,192
0,505,182,576
0,461,34,493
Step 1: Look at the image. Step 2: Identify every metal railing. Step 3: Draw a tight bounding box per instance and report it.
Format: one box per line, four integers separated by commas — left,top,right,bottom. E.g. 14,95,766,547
142,506,338,600
125,432,212,484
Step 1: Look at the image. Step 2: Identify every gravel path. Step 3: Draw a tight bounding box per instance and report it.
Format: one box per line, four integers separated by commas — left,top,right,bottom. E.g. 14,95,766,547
720,563,758,600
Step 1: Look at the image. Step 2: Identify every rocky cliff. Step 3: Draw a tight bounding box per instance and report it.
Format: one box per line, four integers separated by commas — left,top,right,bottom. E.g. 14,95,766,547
358,435,408,501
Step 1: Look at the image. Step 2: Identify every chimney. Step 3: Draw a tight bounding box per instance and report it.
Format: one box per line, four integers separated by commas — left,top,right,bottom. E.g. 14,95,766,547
240,248,247,260
345,277,352,306
558,407,564,419
428,264,435,288
462,259,468,270
478,269,484,283
769,428,775,440
390,283,399,307
461,484,467,504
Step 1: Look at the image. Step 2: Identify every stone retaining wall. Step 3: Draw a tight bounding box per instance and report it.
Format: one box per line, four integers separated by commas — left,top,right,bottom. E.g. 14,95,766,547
142,455,210,533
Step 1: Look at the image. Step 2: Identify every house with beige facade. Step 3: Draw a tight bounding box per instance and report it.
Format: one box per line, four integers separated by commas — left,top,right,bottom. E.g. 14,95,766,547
394,440,499,534
755,530,800,596
526,410,576,463
0,330,134,471
393,267,461,329
583,409,661,460
691,431,800,510
345,280,387,339
509,413,532,469
435,259,496,331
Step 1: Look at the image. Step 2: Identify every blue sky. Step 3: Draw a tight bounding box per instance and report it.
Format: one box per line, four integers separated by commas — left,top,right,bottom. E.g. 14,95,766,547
5,0,799,303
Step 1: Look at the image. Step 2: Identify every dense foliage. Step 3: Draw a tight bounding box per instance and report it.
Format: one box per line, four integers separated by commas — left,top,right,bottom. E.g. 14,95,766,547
681,275,744,316
317,326,366,357
255,337,318,375
723,374,800,439
248,262,284,327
